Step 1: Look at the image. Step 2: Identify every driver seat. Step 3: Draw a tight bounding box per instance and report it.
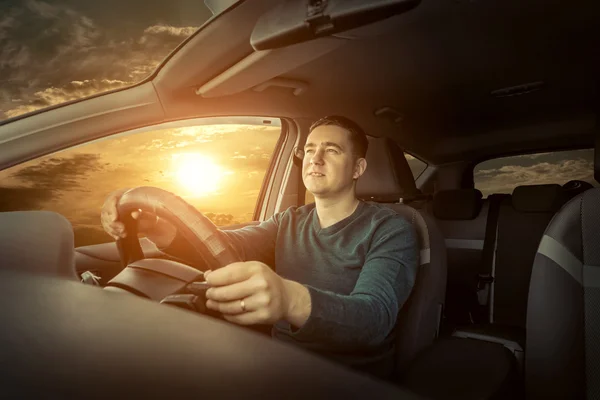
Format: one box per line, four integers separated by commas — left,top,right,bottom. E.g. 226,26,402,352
356,137,448,377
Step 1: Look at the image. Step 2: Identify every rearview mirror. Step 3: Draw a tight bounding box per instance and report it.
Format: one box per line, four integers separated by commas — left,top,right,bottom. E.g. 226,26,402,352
250,0,421,51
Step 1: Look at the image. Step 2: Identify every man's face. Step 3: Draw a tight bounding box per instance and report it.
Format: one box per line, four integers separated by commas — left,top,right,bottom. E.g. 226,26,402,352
302,125,366,198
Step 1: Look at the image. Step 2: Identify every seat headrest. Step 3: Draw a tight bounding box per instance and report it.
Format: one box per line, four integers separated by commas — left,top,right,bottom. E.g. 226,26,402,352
432,189,483,220
0,211,78,280
356,137,419,201
512,184,567,213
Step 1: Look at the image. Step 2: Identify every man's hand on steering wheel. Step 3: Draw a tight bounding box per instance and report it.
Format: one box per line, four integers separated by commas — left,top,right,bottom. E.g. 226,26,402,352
100,188,177,248
100,186,310,327
203,261,311,327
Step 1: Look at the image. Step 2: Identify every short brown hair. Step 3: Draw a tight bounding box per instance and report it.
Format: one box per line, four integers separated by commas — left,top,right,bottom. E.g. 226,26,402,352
309,115,369,158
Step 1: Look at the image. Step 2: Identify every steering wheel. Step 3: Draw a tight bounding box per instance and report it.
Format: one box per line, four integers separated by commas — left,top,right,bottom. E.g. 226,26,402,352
103,186,242,312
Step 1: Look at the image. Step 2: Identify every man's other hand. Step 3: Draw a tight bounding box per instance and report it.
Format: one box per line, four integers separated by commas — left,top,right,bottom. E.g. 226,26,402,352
100,188,176,248
204,261,311,327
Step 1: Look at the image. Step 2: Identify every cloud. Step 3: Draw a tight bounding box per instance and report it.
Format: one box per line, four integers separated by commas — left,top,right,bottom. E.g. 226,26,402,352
26,0,61,19
141,25,196,39
4,79,129,118
7,153,105,193
475,158,595,196
521,152,552,160
0,1,199,119
0,13,18,44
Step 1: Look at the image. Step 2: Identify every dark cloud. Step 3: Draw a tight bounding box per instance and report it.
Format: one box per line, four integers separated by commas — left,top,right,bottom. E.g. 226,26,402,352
0,0,208,119
5,79,130,118
0,186,54,211
7,153,105,192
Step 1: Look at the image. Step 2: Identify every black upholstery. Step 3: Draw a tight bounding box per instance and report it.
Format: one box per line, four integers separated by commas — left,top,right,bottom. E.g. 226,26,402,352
384,204,447,375
563,179,595,200
401,337,521,400
0,211,78,280
405,190,523,400
527,188,600,399
356,137,420,201
494,185,568,329
356,137,447,375
433,190,488,327
512,184,567,213
433,189,483,220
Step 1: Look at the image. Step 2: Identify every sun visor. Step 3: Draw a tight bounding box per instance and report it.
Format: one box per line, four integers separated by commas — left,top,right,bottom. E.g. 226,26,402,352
250,0,420,51
196,36,346,98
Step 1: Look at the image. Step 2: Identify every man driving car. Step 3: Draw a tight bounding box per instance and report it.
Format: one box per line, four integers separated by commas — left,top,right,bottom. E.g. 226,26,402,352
101,115,418,379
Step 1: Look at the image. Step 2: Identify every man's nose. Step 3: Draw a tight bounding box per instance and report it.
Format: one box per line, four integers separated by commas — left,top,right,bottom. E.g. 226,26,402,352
310,148,324,164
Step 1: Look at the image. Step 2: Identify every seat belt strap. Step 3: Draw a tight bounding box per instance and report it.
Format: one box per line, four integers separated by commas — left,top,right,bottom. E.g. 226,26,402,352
477,194,509,309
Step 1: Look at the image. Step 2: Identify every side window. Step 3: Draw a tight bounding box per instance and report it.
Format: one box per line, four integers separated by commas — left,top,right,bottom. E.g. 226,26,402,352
405,152,427,179
0,117,282,247
303,151,426,204
474,148,598,198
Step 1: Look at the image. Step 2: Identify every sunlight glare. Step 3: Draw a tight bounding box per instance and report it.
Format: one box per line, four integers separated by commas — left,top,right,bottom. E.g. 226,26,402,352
173,153,226,195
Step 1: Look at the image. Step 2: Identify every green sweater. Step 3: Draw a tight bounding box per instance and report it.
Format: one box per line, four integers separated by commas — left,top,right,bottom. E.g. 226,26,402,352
166,201,418,375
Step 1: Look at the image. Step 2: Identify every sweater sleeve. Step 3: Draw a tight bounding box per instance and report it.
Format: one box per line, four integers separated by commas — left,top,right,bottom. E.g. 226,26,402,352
158,214,281,268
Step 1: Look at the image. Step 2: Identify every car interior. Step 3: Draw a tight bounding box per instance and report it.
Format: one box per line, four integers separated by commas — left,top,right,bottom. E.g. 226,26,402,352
0,0,598,398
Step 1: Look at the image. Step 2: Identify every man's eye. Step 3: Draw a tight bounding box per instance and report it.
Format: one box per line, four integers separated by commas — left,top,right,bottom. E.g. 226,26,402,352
327,148,339,154
305,149,314,154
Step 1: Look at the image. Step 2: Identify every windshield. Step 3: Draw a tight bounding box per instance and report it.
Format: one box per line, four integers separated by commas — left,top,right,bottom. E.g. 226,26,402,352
0,0,234,122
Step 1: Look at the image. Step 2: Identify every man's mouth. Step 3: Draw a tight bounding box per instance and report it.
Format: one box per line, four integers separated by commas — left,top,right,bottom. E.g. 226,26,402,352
309,172,325,177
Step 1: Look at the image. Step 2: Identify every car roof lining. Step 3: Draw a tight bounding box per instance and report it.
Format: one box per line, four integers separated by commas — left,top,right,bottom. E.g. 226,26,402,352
155,0,598,165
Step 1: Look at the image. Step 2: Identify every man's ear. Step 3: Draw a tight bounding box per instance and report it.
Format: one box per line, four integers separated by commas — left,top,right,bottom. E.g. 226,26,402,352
353,158,367,180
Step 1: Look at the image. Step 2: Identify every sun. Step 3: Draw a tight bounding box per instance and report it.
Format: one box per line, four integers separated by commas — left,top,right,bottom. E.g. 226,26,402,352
173,153,225,195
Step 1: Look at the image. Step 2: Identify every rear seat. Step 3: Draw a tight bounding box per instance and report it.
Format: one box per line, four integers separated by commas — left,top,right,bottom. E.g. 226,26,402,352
401,185,570,399
493,184,567,327
453,184,569,371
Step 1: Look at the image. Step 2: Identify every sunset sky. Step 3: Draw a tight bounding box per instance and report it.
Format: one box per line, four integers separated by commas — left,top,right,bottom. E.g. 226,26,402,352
0,120,281,246
0,0,211,120
0,1,597,247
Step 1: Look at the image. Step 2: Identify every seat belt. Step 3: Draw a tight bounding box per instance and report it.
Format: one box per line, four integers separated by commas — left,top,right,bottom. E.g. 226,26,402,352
475,193,510,322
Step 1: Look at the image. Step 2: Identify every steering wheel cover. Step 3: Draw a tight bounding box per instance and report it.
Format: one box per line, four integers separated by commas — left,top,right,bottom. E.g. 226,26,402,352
116,186,242,270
